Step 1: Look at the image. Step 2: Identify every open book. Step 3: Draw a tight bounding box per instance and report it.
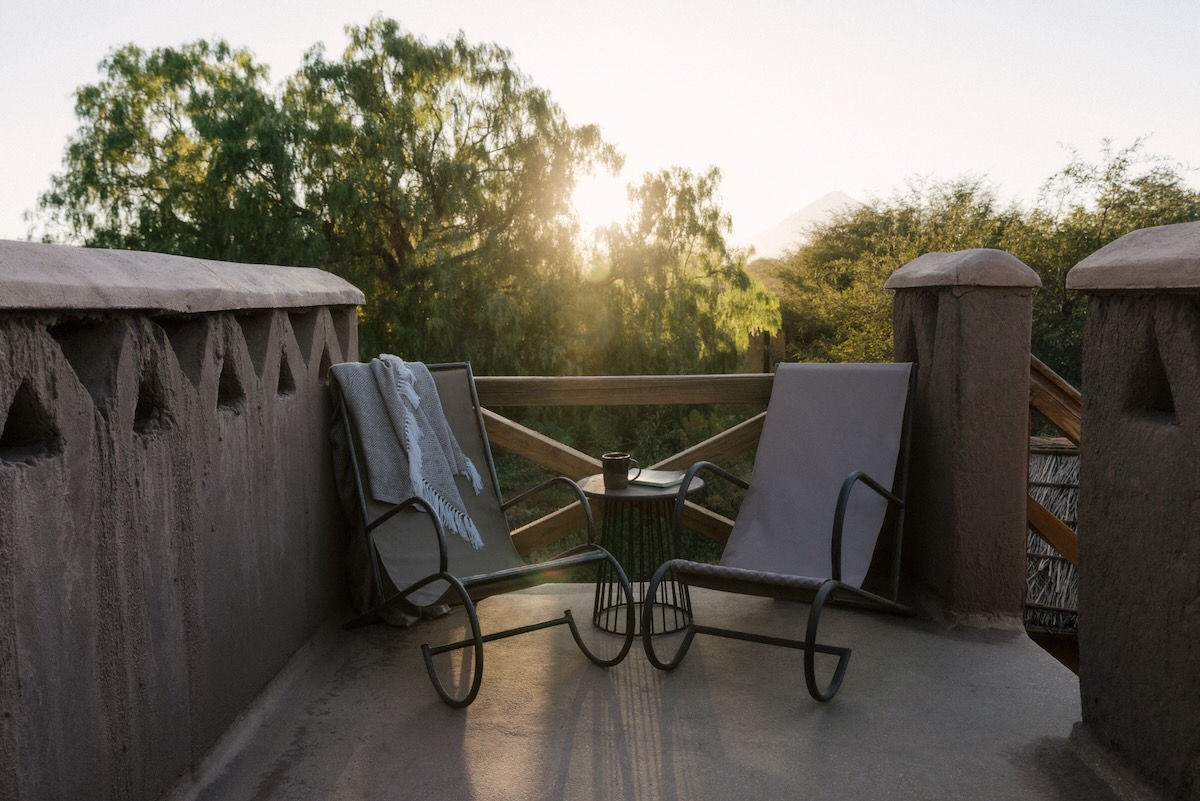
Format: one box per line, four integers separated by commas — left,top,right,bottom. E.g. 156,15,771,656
630,469,687,488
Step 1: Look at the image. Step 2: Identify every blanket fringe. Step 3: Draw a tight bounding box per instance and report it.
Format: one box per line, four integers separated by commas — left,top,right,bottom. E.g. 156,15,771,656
395,361,483,550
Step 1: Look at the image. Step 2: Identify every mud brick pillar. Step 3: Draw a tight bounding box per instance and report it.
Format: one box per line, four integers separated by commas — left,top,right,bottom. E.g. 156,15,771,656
886,249,1041,624
1067,222,1200,800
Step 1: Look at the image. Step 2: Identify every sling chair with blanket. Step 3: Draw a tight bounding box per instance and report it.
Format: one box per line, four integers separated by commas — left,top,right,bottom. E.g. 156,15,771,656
642,361,917,701
330,359,635,707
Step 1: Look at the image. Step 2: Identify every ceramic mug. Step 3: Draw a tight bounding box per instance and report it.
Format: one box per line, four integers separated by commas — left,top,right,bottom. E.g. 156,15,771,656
601,451,641,490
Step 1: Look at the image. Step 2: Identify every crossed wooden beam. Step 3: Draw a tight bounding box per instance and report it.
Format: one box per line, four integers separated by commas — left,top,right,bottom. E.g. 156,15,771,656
473,374,773,556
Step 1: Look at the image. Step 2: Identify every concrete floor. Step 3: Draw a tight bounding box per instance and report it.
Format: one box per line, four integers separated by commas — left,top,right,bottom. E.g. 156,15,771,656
171,586,1119,801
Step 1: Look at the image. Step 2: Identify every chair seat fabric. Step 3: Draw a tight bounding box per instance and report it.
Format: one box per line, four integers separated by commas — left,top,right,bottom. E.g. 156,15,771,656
668,559,826,603
719,362,912,588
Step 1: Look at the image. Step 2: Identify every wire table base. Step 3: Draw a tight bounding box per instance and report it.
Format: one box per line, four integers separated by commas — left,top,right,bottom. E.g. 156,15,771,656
579,477,696,636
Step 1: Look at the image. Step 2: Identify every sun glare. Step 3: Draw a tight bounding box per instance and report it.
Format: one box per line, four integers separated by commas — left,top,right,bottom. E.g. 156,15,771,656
572,173,629,237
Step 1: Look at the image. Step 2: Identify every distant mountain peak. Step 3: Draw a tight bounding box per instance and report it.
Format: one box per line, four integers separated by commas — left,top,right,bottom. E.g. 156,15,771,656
744,191,860,260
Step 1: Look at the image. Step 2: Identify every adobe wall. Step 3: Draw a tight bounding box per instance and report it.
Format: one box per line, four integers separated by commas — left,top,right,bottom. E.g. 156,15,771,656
1068,222,1200,800
0,241,363,801
887,249,1041,623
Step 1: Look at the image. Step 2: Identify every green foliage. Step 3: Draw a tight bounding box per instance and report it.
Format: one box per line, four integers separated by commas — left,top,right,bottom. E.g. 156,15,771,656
36,40,309,264
535,165,780,466
1016,140,1200,383
772,141,1200,383
778,177,1018,363
283,19,621,371
574,166,780,376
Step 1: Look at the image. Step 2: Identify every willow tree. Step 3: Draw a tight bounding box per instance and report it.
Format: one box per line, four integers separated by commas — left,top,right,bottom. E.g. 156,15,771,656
577,166,779,376
544,166,779,460
284,18,620,371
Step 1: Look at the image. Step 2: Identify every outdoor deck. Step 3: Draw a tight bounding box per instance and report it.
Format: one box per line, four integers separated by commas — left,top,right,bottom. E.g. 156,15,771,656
179,586,1109,801
12,240,1194,801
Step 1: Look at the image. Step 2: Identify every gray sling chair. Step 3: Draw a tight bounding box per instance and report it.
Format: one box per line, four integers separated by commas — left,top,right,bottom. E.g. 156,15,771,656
330,361,635,707
642,362,917,701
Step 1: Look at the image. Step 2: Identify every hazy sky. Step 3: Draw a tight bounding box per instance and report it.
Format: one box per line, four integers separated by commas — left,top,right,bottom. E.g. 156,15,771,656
2,0,1198,244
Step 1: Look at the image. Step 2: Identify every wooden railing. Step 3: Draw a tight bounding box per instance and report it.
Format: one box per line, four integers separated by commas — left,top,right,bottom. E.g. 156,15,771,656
477,361,1082,565
1027,355,1081,565
475,374,773,555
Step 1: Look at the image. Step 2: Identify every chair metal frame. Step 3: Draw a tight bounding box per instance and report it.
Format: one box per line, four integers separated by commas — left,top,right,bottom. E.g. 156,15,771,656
333,362,635,707
642,364,918,702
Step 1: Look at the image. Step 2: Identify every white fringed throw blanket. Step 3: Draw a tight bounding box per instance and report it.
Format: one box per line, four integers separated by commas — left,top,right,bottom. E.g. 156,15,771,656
342,356,484,549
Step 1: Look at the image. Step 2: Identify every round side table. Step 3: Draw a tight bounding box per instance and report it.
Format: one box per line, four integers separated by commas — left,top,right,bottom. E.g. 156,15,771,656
578,473,702,636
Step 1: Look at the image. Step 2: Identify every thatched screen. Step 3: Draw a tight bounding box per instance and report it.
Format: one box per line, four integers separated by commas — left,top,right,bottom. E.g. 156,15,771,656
1026,437,1079,634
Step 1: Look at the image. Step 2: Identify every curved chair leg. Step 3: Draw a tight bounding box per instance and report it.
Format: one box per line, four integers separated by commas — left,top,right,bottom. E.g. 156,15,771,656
803,579,852,702
420,574,485,708
642,561,697,671
568,549,636,666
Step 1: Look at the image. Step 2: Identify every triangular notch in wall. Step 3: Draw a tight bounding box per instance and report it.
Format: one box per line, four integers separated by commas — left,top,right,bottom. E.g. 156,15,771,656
1128,335,1176,425
277,350,296,397
318,346,333,386
1,381,63,465
134,370,171,436
218,355,247,414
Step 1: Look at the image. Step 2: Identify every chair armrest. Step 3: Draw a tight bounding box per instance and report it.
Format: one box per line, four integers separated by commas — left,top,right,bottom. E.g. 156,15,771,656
670,461,748,557
830,470,903,582
502,476,597,544
366,496,451,574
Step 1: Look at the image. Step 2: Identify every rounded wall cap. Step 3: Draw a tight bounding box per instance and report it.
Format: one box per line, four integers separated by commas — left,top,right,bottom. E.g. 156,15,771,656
1067,221,1200,291
0,240,365,312
885,248,1041,290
